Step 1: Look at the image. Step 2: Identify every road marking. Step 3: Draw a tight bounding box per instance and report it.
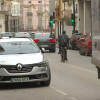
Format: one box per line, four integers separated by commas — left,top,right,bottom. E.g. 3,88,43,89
66,64,97,74
56,90,67,95
50,86,55,88
70,97,78,100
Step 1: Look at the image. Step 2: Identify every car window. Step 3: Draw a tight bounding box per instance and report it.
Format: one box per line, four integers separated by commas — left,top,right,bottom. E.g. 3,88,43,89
1,33,13,37
15,32,31,37
75,34,81,38
85,35,90,41
35,34,51,39
0,41,40,55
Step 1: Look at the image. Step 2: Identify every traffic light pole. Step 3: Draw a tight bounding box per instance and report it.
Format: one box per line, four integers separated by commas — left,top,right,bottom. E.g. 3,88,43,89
73,0,75,33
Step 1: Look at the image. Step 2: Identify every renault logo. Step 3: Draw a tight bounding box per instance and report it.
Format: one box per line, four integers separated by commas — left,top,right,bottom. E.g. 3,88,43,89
16,64,22,71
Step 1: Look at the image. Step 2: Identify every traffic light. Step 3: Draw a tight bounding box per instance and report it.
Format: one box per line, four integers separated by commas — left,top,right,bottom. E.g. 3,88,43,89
50,16,53,23
71,14,75,23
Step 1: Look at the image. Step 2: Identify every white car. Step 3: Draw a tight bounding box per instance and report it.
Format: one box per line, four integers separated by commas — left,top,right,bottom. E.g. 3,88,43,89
0,38,51,86
0,32,14,39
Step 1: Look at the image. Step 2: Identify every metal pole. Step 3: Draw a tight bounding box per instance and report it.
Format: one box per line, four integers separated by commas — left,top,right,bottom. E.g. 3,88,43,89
44,0,46,32
17,4,18,32
73,0,75,33
9,2,10,32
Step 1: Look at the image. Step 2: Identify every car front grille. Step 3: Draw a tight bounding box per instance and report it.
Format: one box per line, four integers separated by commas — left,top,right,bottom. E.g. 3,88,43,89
1,64,34,73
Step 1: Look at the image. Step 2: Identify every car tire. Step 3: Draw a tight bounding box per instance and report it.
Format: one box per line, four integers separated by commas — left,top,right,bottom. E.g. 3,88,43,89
79,48,85,55
86,49,90,56
40,71,51,86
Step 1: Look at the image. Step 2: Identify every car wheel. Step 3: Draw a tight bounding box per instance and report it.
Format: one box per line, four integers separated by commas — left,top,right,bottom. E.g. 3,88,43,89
40,71,51,86
79,48,85,55
86,49,90,56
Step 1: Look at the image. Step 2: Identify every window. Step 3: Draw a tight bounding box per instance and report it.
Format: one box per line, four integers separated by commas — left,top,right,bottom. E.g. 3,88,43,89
38,1,42,3
28,1,31,3
27,12,33,16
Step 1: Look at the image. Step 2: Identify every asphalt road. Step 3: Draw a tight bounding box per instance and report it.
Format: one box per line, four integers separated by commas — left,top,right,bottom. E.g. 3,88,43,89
0,48,100,100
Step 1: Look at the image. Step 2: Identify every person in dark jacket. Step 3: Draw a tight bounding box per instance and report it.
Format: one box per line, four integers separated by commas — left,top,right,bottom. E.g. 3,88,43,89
58,30,69,60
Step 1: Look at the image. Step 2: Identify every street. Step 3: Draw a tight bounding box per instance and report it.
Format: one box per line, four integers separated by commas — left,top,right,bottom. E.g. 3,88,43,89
0,48,100,100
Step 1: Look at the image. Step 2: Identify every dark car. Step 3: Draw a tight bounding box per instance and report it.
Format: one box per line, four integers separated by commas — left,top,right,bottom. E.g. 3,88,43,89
69,33,83,50
79,33,92,56
76,33,90,50
14,32,31,38
34,33,56,52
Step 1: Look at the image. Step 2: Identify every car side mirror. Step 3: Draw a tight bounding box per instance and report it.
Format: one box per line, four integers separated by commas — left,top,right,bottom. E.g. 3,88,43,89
41,48,45,53
82,42,84,45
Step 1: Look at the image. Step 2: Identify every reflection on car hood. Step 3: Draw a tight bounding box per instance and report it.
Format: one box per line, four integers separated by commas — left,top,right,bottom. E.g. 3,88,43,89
0,53,43,65
2,37,10,39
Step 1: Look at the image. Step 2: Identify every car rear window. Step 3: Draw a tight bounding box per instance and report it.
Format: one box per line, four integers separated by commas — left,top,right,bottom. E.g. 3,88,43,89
1,33,13,37
35,34,51,39
75,34,82,38
15,32,31,38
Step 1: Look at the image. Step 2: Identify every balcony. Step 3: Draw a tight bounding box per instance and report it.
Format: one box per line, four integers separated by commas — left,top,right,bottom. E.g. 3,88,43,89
0,2,9,12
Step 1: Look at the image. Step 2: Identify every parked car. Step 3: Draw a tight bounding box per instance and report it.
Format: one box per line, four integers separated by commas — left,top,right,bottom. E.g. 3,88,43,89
76,33,90,50
14,32,31,38
69,33,83,50
34,33,56,52
79,33,92,56
0,32,15,38
0,38,51,86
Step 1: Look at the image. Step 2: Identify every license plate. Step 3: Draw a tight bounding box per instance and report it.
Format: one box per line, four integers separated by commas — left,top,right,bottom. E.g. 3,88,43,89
40,45,48,47
11,77,29,82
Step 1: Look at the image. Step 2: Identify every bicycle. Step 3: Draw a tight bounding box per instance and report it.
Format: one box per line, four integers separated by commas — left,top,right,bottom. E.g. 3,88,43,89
60,47,67,62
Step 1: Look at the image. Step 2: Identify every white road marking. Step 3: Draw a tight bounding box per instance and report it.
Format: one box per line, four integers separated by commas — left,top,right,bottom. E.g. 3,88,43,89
66,64,97,74
56,90,67,95
70,97,78,100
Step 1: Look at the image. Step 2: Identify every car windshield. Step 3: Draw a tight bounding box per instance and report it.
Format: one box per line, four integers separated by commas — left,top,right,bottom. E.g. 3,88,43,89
1,33,13,37
75,34,82,38
35,34,51,39
15,32,31,38
0,41,40,55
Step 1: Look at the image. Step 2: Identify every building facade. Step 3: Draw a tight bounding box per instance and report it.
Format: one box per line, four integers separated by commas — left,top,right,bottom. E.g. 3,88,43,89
23,0,50,32
78,0,91,33
0,0,24,32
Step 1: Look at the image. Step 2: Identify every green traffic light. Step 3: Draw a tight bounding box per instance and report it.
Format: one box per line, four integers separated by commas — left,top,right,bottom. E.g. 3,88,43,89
50,20,53,23
71,20,74,22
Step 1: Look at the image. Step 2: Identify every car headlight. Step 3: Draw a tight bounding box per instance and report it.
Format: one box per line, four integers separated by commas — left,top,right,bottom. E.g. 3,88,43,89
35,61,48,67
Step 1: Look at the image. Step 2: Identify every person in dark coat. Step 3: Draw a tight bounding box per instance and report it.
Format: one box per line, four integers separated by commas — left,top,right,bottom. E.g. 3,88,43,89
58,30,69,60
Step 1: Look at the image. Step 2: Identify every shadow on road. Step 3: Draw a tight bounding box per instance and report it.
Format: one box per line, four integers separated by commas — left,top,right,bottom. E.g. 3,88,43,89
0,82,47,90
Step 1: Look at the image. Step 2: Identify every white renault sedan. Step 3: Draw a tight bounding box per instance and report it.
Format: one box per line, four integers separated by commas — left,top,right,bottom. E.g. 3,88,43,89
0,38,51,86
